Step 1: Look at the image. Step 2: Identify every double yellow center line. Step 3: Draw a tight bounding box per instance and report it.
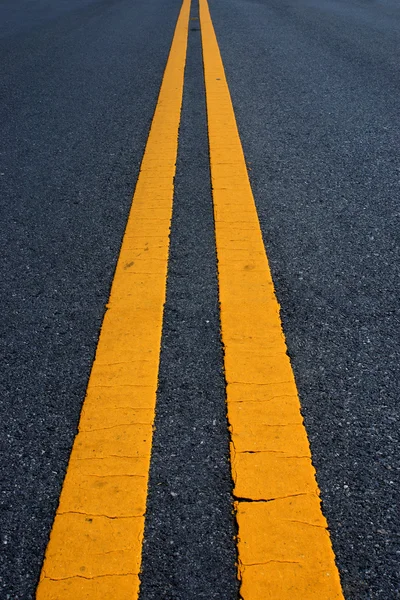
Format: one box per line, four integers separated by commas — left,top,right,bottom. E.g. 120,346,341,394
37,1,344,598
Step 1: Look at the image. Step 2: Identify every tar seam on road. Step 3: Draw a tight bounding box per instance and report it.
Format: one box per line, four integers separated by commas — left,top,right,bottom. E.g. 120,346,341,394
199,0,345,598
35,0,191,597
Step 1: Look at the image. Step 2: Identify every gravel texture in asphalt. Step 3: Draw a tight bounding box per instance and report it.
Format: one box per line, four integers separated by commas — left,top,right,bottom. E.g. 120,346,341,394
0,0,180,596
139,12,238,600
1,0,400,598
207,0,400,596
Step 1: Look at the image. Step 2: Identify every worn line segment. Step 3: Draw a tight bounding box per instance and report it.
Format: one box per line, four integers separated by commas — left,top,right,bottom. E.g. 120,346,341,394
199,1,345,598
36,1,191,598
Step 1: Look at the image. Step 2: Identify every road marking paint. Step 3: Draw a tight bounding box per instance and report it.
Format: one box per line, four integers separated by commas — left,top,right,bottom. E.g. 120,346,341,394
199,1,345,598
36,1,191,597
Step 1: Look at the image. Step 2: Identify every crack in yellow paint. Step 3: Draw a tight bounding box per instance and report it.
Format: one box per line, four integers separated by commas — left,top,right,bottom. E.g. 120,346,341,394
35,1,191,597
38,575,140,600
57,512,144,518
199,0,345,598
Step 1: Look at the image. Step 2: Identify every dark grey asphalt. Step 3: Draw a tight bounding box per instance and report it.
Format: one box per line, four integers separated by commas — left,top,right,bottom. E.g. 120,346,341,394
1,0,400,599
207,0,400,597
0,0,181,597
139,11,238,598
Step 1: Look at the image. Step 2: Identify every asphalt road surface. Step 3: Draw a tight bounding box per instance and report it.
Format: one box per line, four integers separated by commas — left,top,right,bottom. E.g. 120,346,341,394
1,0,399,598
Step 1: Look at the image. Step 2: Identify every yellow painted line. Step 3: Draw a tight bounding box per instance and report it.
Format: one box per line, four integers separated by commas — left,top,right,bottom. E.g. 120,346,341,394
36,1,190,598
199,1,345,598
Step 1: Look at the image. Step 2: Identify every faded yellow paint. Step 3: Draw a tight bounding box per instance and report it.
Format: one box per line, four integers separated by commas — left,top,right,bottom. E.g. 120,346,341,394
36,0,191,597
199,0,345,598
